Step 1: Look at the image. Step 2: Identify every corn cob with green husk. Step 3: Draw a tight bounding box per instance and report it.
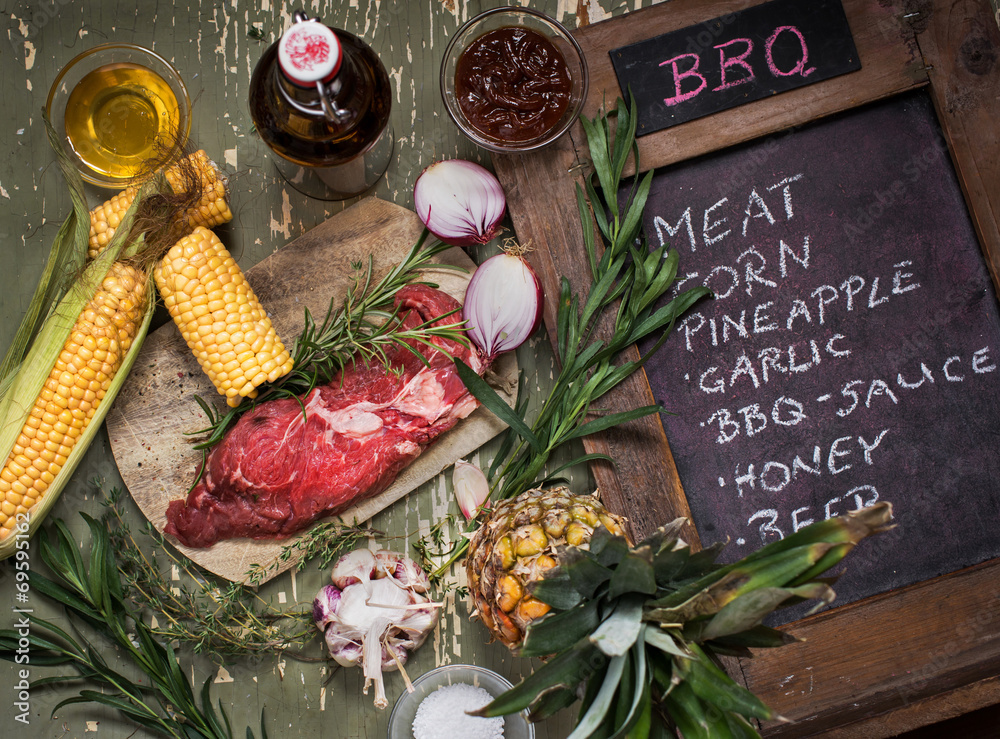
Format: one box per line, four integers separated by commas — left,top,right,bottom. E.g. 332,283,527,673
0,118,232,557
87,149,232,259
469,495,894,737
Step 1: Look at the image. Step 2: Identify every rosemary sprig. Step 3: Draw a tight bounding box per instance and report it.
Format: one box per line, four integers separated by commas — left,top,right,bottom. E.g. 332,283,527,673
0,514,268,739
428,96,711,580
194,229,468,449
102,485,376,659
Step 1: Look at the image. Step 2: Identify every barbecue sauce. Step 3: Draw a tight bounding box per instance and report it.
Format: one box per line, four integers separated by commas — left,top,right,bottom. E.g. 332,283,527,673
455,27,572,145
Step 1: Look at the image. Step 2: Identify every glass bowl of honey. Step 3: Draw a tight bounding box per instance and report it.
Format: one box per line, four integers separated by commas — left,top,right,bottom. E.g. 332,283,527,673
441,7,588,154
45,43,191,189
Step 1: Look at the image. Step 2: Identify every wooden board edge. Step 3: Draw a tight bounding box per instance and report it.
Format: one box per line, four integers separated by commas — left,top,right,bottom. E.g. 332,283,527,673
915,0,1000,294
570,0,927,173
745,557,1000,736
808,675,1000,738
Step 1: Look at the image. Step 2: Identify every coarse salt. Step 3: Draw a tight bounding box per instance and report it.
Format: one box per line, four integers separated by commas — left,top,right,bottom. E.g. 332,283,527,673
412,682,505,739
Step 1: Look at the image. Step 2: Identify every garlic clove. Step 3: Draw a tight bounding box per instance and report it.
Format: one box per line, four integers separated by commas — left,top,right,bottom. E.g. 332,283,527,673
331,548,378,589
453,459,490,520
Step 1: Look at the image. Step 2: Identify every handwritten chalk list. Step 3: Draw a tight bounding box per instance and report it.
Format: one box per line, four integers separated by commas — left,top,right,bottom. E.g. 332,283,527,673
610,0,860,135
637,92,1000,613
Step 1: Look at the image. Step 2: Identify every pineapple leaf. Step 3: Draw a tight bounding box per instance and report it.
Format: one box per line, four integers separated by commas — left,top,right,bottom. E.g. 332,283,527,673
725,712,764,739
590,595,644,657
788,541,854,588
474,641,605,718
608,548,657,600
607,639,650,739
637,519,687,555
653,546,690,587
661,680,713,739
527,685,580,722
700,583,833,642
675,540,727,579
561,549,614,599
527,569,584,611
703,624,799,651
643,628,692,660
680,643,776,722
593,530,630,568
520,600,601,658
587,524,614,557
567,652,627,739
624,686,653,739
649,542,837,618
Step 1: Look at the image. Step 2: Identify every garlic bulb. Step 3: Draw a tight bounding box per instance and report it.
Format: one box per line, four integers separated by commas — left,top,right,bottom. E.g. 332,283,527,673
313,549,440,708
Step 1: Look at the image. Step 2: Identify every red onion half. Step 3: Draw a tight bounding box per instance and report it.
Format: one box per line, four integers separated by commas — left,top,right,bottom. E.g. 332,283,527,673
413,159,506,247
463,242,544,360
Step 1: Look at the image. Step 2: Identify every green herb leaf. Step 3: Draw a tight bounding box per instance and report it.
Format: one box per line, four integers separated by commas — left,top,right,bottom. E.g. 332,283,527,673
454,358,541,453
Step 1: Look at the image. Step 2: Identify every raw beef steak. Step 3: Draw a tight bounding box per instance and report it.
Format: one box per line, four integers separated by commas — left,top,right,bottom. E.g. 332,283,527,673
165,285,483,548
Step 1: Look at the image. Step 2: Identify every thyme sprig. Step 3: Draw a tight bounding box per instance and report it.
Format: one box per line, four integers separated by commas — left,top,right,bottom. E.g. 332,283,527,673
243,518,382,587
102,486,377,660
0,514,268,739
194,229,468,449
428,96,711,580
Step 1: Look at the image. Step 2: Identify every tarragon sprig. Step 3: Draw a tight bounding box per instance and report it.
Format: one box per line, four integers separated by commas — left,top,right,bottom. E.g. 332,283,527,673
428,95,711,579
195,229,467,449
0,514,268,739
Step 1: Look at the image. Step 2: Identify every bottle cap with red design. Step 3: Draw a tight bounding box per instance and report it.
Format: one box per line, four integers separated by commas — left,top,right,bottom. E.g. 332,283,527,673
278,19,342,87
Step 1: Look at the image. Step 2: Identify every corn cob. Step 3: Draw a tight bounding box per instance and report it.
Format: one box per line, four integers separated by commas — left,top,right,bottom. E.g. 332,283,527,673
88,150,233,259
0,261,148,540
155,227,293,408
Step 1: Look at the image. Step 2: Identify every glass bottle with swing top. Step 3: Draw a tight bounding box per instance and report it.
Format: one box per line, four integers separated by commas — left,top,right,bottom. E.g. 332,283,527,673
249,10,393,200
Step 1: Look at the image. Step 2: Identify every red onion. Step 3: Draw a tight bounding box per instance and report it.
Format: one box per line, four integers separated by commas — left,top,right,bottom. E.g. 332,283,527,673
413,159,506,247
463,242,544,360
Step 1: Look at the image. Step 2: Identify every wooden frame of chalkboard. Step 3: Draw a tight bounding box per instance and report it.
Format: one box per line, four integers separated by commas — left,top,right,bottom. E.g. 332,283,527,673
491,0,1000,736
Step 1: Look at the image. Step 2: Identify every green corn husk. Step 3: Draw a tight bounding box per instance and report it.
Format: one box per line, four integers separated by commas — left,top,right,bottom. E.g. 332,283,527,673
0,117,157,559
474,503,894,738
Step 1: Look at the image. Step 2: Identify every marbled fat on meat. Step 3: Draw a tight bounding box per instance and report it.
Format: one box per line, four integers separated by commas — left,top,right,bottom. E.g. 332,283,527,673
165,285,482,548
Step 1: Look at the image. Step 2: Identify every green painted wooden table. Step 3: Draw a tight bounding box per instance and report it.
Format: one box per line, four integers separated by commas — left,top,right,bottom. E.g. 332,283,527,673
0,1,663,737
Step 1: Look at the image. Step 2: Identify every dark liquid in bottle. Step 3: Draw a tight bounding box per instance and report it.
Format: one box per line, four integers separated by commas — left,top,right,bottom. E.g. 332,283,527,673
455,27,572,145
249,29,392,199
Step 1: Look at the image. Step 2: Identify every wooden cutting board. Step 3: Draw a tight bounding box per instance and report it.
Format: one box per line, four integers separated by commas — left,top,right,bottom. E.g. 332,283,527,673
106,198,516,583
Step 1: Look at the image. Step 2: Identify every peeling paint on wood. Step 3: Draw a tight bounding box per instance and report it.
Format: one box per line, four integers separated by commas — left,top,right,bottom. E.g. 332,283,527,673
0,1,648,737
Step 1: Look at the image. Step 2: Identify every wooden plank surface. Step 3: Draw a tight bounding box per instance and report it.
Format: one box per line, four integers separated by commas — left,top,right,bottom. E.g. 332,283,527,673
106,197,516,584
2,0,997,737
493,0,1000,736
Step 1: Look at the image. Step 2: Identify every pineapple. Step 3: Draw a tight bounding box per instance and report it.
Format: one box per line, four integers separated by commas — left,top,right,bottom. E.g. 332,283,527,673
467,491,895,737
466,486,628,650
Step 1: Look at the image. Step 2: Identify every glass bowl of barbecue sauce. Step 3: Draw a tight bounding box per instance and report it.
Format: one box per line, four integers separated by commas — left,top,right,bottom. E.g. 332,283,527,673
441,7,588,153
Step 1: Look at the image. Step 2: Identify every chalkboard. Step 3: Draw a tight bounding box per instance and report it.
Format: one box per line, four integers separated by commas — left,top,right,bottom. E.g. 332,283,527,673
636,90,1000,612
496,0,1000,731
609,0,860,135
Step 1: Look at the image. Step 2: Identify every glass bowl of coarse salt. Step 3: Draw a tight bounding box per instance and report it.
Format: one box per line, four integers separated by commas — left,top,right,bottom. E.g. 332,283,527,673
387,664,534,739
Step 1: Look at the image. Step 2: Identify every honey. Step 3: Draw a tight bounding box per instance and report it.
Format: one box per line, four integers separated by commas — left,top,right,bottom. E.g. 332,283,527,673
64,62,182,181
